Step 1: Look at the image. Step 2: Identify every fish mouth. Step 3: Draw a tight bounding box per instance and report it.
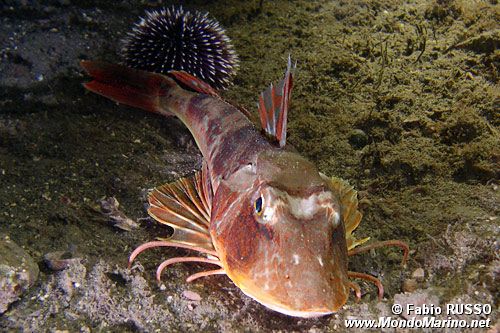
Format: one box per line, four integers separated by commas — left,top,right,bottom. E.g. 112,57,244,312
239,286,343,318
230,270,348,318
255,301,336,318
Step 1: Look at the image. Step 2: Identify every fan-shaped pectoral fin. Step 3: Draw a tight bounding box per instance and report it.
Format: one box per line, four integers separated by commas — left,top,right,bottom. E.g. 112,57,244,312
147,165,214,252
322,175,370,250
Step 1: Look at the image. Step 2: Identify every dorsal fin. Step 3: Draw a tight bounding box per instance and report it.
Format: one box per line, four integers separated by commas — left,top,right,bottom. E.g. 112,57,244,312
168,70,219,97
148,163,214,251
257,56,296,147
322,175,370,250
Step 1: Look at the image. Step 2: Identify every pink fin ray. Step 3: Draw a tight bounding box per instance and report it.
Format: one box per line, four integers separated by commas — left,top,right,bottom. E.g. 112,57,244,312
128,240,218,268
156,256,223,282
257,55,296,147
348,271,384,300
186,269,226,282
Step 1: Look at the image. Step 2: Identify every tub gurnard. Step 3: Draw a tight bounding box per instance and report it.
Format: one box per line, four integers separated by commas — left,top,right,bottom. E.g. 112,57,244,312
81,57,408,317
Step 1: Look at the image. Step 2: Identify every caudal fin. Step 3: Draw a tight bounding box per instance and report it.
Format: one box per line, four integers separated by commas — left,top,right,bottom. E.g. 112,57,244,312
81,60,175,115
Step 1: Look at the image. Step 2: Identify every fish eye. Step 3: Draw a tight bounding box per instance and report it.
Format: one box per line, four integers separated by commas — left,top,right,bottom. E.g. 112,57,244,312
254,196,263,215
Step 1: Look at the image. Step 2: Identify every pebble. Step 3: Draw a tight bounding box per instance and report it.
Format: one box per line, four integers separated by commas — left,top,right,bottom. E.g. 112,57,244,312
43,250,78,271
348,129,369,149
182,290,201,302
412,267,425,282
403,278,418,292
99,197,139,231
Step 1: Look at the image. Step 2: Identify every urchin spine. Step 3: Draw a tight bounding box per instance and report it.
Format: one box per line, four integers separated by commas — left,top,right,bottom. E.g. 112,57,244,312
122,6,239,90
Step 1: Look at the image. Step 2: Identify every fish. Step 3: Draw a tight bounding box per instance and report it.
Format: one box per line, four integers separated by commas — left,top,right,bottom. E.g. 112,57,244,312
81,57,409,317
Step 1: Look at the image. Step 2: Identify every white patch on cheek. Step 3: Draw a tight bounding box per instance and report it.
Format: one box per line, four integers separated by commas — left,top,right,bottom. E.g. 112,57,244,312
262,206,274,222
292,254,300,265
286,191,334,220
317,256,324,267
333,211,340,227
287,195,316,219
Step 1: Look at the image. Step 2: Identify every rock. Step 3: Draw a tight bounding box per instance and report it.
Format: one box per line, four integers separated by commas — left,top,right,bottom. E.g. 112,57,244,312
411,267,425,282
348,129,369,149
44,250,80,271
182,290,202,302
98,197,139,231
0,235,39,314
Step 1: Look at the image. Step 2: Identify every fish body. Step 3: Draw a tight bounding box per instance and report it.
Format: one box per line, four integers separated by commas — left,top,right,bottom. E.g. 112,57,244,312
81,60,408,317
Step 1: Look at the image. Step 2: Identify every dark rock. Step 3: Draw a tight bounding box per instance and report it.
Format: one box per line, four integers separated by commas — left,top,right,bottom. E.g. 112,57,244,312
348,129,369,149
43,250,80,271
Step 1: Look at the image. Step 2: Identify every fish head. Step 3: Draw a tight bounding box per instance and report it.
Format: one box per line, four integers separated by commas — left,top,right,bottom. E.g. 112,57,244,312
211,150,350,317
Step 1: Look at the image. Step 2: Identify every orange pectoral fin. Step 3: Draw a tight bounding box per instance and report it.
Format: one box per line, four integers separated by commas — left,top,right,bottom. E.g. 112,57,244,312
147,164,214,251
81,60,175,115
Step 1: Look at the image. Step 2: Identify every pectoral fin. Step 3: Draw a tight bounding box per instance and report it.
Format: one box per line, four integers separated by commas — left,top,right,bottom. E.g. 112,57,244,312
323,176,370,250
148,164,214,251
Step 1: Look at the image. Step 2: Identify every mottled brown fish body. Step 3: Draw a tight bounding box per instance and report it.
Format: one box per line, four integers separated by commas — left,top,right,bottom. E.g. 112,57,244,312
157,85,354,315
81,60,409,318
161,91,273,193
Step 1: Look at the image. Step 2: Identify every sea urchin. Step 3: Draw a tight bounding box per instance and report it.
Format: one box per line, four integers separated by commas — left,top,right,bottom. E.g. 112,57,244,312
122,6,239,90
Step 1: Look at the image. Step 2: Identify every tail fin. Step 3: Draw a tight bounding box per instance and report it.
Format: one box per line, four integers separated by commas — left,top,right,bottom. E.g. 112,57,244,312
81,61,176,115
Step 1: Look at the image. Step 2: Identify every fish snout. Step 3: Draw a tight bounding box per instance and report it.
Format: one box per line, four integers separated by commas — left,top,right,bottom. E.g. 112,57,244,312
270,212,350,317
276,253,350,317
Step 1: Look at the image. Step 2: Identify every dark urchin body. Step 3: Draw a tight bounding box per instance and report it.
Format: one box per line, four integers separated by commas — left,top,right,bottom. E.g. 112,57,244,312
122,6,238,90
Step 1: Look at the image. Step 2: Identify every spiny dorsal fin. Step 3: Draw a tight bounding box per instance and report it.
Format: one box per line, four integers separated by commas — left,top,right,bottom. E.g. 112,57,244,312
324,175,370,250
257,56,296,147
148,163,214,251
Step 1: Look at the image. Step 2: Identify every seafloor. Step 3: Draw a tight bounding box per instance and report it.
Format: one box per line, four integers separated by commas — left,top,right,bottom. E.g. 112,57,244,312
0,0,498,332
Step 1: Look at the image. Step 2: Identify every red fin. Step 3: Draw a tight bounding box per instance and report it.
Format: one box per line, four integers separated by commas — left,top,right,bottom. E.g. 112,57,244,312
257,56,295,147
81,60,175,116
169,71,219,97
